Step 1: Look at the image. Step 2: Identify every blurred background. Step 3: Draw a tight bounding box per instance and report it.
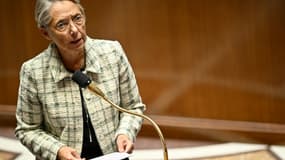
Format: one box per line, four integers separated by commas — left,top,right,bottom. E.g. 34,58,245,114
0,0,285,145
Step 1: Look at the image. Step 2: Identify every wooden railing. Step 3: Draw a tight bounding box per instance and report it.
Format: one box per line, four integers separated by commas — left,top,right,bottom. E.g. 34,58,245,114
2,105,285,144
139,115,285,144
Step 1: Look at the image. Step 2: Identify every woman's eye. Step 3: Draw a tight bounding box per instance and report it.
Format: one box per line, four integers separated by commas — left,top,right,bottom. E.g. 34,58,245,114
73,14,83,24
56,21,67,31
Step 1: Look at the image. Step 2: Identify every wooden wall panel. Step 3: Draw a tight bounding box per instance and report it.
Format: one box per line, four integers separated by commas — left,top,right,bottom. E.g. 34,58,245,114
0,0,48,104
82,0,285,123
0,0,285,136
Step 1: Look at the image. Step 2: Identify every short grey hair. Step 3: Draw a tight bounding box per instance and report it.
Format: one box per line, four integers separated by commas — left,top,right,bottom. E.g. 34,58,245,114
35,0,85,28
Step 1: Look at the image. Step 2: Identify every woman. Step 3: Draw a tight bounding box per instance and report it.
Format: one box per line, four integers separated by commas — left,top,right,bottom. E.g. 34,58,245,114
15,0,146,159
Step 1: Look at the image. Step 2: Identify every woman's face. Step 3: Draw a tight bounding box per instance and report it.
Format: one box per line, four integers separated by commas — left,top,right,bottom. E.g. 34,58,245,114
42,1,87,55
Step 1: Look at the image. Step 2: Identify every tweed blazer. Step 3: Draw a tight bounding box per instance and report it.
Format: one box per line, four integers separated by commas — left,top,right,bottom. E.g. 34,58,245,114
15,37,146,160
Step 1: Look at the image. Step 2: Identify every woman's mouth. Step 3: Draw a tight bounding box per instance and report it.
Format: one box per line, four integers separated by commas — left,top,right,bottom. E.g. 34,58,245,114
71,38,82,44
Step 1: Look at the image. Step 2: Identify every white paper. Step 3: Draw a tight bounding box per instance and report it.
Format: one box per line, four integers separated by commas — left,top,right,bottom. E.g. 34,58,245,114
90,152,130,160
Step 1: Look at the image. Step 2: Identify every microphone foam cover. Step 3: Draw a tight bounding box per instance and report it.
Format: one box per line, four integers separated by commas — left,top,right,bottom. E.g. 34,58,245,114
72,70,91,88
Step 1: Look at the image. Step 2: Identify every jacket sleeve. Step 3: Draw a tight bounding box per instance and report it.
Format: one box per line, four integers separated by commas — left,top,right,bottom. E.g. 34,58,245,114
15,62,65,160
113,41,146,142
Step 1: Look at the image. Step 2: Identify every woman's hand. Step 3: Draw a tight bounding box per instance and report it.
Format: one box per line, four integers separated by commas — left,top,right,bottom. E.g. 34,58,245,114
57,146,85,160
116,134,134,153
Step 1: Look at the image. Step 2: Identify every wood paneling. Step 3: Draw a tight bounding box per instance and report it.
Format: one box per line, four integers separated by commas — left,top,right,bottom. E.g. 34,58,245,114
0,0,48,104
0,0,285,142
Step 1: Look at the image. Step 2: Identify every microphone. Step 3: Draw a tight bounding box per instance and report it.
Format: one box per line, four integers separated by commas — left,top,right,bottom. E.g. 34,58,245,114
72,70,169,160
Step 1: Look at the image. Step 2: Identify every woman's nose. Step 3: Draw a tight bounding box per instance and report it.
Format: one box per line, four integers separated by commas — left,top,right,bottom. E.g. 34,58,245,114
69,22,79,35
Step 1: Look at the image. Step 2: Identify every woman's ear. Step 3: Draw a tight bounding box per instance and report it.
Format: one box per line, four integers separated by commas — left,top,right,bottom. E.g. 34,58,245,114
39,27,52,41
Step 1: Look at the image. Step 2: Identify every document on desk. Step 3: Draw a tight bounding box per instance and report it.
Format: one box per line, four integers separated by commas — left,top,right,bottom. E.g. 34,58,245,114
90,152,130,160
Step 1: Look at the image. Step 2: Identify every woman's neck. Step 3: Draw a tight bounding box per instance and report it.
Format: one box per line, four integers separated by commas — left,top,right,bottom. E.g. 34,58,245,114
58,49,86,72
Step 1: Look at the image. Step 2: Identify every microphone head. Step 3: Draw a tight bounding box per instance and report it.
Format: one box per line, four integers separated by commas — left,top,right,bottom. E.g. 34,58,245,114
72,70,91,88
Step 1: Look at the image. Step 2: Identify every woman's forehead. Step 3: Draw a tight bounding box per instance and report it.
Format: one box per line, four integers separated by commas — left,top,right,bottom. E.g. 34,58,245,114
49,1,81,20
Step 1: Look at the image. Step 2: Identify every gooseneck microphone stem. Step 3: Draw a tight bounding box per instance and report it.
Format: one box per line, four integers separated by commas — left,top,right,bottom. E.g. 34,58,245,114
72,70,168,160
88,83,169,160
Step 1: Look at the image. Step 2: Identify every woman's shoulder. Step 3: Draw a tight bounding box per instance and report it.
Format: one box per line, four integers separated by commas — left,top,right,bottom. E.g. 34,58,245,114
86,37,123,52
21,44,55,71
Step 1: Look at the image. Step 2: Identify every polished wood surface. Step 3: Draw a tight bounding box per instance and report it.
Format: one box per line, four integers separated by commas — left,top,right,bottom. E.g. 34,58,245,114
0,0,285,142
140,115,285,144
